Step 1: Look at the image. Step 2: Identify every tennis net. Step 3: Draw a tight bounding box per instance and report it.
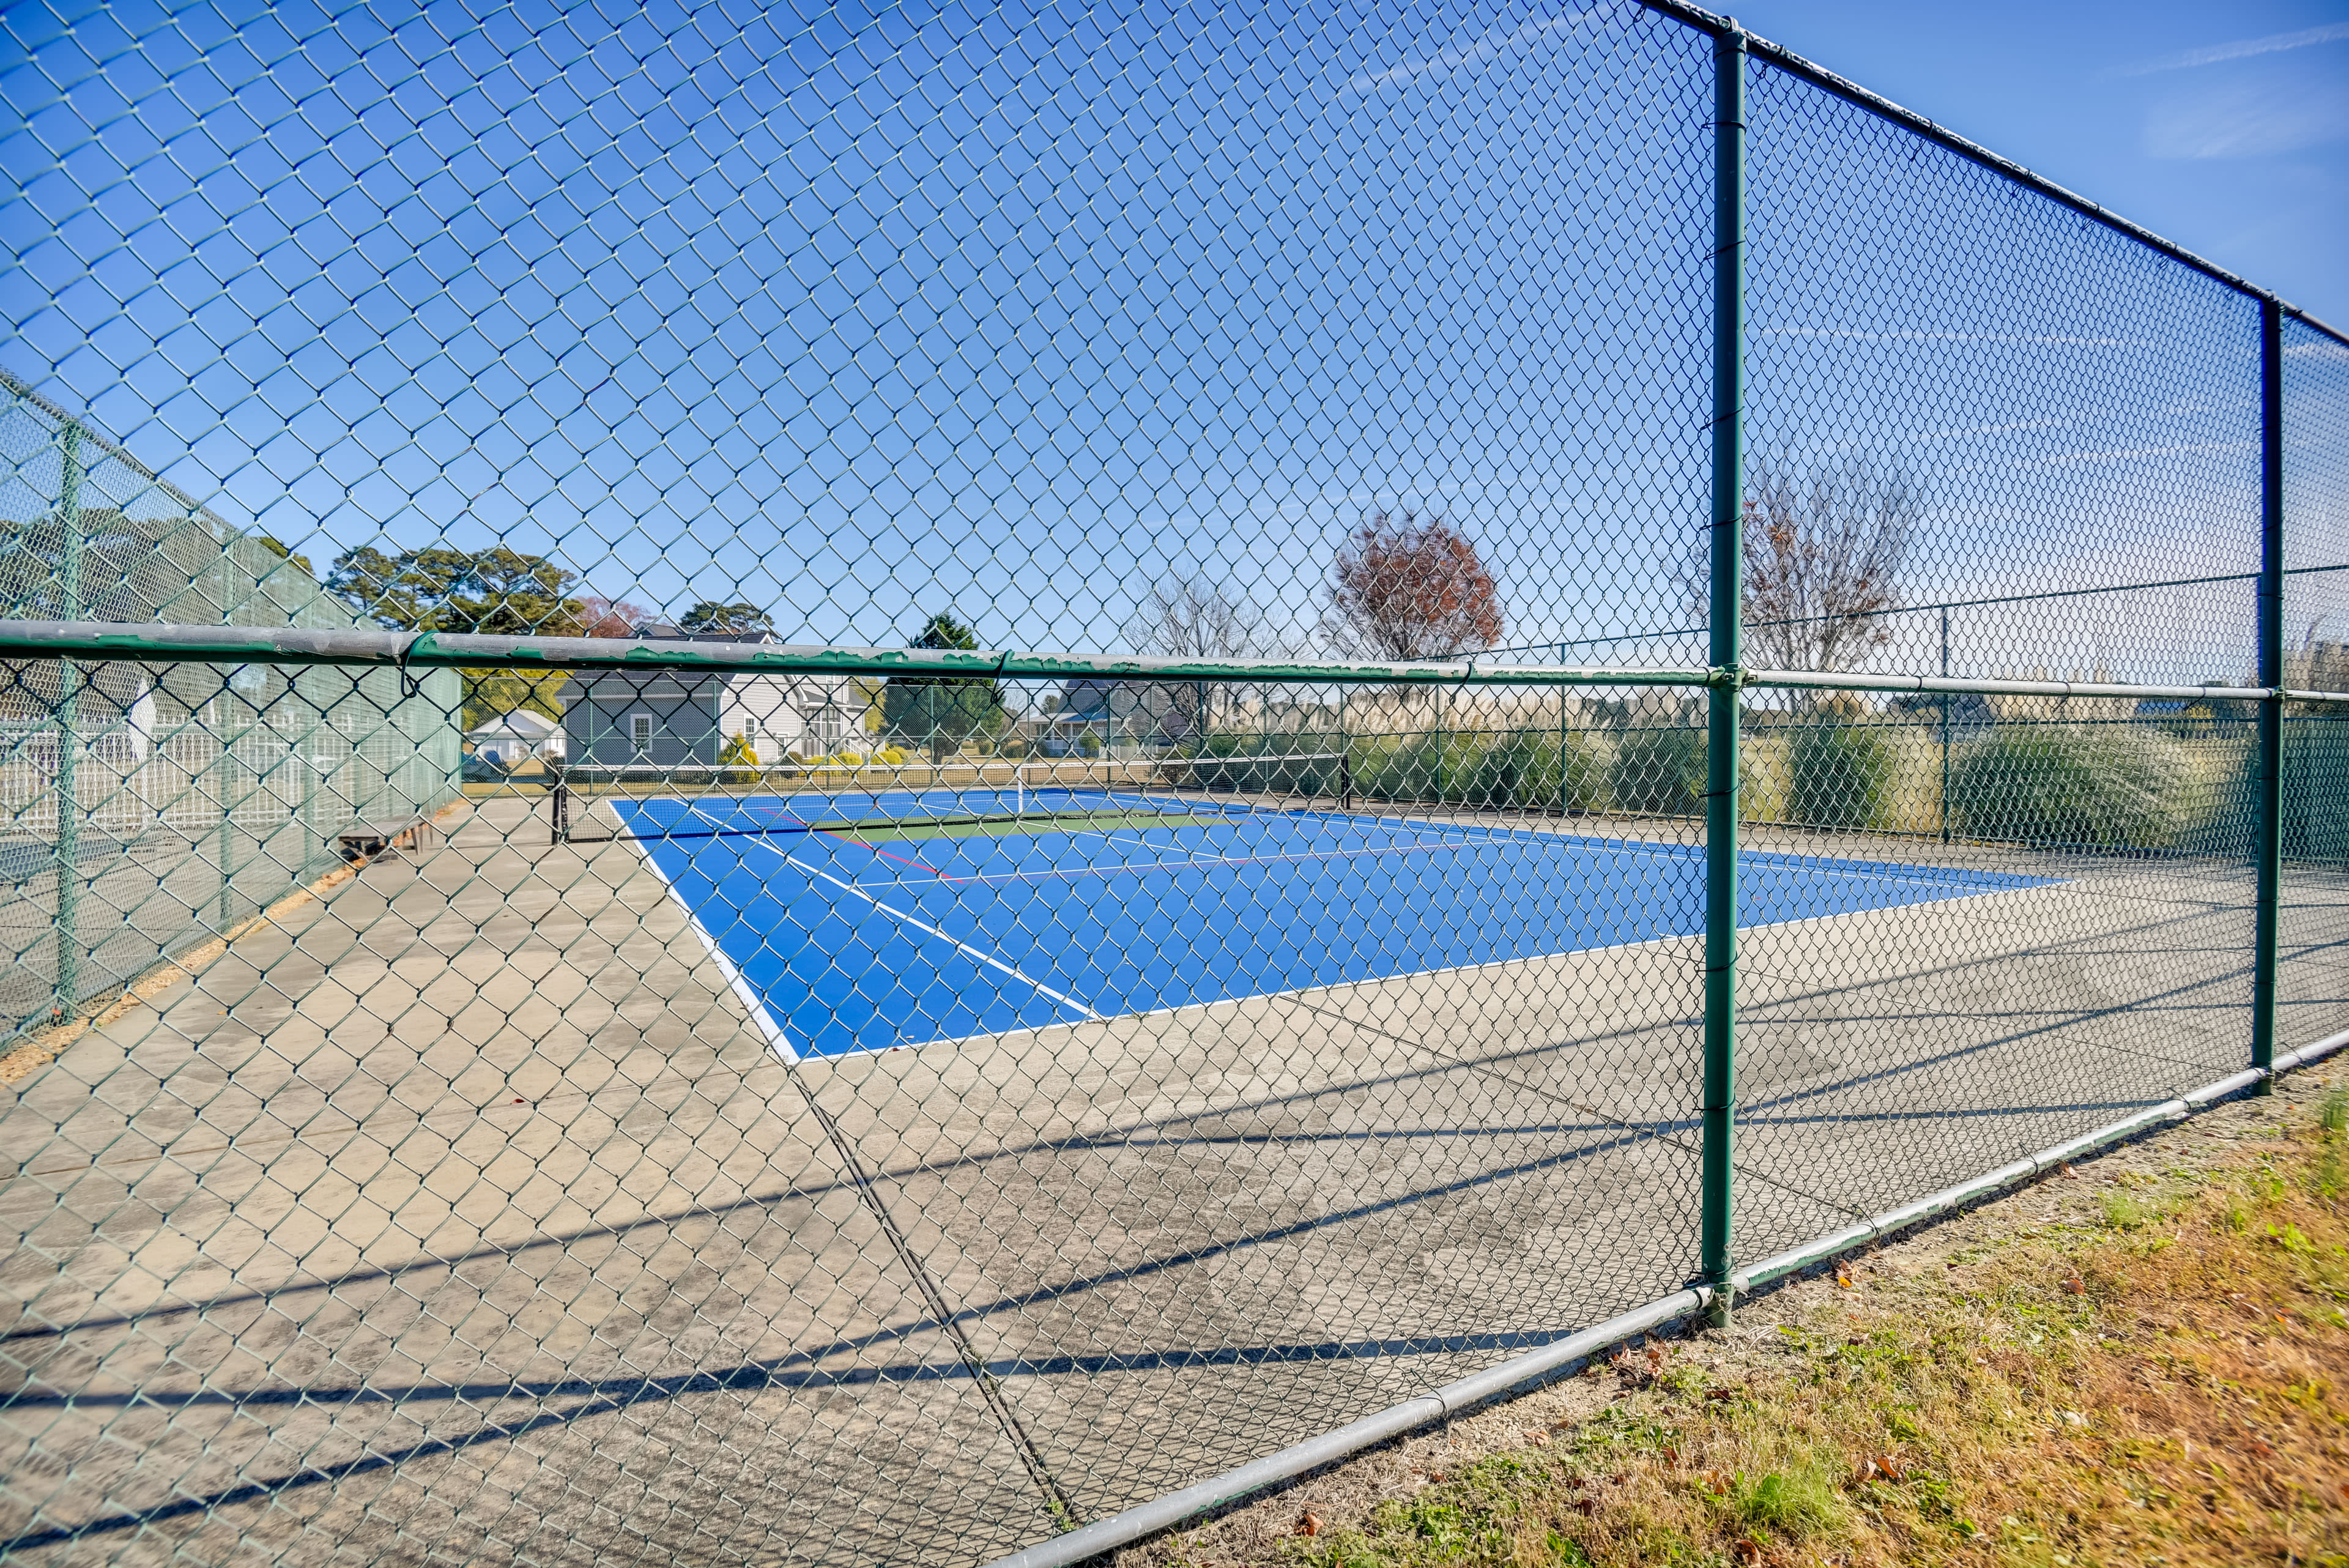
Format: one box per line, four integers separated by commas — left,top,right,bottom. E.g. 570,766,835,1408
547,752,1359,844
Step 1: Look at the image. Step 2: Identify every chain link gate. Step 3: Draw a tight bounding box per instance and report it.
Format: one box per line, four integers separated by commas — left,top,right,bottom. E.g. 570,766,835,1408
2,1,2345,1564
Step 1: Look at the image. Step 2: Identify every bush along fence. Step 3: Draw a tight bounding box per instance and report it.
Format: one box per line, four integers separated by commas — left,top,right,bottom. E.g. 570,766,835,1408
4,2,2349,1567
1156,705,2314,860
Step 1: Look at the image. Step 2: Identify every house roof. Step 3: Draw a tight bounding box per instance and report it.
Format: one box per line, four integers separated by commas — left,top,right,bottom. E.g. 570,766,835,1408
467,708,560,740
629,622,774,643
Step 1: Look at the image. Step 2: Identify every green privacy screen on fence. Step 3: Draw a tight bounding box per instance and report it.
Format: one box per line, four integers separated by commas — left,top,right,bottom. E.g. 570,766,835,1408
1,377,463,1038
0,1,2343,1564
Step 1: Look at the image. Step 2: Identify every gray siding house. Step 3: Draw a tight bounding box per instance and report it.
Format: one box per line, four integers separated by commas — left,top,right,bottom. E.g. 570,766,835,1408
560,626,867,773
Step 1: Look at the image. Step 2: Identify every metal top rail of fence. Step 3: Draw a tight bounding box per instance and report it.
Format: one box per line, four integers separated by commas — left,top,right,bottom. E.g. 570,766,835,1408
2,1,2345,1566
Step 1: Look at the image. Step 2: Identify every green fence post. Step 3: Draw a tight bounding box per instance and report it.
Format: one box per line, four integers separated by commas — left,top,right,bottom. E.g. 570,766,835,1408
2252,299,2284,1092
1559,685,1568,819
1939,606,1952,844
1338,683,1350,812
303,723,319,869
1702,23,1747,1326
220,719,238,930
1419,691,1438,808
1559,642,1570,819
50,420,84,1028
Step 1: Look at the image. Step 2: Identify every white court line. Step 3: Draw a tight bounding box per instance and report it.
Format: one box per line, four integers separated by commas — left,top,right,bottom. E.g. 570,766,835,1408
735,835,1108,1024
662,796,2032,935
617,799,2073,1062
612,816,803,1066
1074,826,1237,862
861,816,2027,900
897,865,2079,1057
1076,821,1480,866
671,790,1841,879
1302,814,2043,896
1077,794,2024,896
875,831,1483,888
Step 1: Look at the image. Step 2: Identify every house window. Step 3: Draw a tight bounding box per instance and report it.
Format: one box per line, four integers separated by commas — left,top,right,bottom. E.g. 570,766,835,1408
799,687,847,754
629,713,653,752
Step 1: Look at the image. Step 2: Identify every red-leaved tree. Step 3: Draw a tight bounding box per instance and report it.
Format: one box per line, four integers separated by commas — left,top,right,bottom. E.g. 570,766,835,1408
577,594,655,638
1323,511,1505,660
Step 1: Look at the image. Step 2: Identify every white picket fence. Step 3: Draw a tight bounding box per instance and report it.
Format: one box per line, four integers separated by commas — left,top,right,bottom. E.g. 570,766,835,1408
0,714,424,853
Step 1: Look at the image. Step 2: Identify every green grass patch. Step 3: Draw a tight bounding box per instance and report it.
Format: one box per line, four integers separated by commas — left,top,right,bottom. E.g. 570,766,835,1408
1249,1082,2349,1568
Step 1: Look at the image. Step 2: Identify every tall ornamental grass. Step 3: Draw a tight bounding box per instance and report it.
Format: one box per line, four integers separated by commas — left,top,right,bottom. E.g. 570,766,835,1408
2283,717,2349,864
1947,723,2198,852
1784,719,1911,832
1461,729,1609,814
1610,724,1707,817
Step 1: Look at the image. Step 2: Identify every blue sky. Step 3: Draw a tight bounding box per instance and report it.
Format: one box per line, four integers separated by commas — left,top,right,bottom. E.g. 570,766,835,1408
1723,1,2347,329
1,0,2342,683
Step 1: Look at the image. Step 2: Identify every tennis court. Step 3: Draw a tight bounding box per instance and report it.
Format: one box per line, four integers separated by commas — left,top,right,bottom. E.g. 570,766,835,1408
609,791,2056,1060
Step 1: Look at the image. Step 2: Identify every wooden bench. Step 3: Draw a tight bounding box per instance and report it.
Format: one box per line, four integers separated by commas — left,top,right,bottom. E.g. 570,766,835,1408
336,815,437,861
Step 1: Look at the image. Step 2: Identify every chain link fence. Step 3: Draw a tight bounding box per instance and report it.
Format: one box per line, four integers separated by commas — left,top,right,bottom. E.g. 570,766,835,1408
1,2,2343,1564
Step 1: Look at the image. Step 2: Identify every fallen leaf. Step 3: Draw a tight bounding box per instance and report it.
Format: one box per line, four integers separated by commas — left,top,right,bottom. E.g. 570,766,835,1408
1293,1510,1322,1537
1835,1264,1856,1288
2062,1276,2085,1295
2058,1162,2079,1180
1524,1430,1549,1447
1571,1498,1595,1516
1660,1444,1680,1466
1868,1454,1904,1481
1732,1539,1762,1565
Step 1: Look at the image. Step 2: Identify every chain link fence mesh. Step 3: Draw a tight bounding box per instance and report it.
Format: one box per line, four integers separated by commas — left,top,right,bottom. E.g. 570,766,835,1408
1731,55,2274,1262
0,2,2341,1566
2280,313,2349,1060
2,381,464,1040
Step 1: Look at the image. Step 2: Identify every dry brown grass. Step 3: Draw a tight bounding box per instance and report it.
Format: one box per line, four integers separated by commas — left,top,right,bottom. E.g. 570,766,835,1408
1146,1081,2349,1568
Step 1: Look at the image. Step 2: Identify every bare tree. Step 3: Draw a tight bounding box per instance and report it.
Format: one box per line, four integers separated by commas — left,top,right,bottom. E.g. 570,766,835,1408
1130,575,1266,661
1127,574,1266,738
1701,460,1918,674
1321,510,1505,661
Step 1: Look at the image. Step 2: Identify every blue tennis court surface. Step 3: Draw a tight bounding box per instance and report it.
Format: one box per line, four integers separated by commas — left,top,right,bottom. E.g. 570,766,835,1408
614,791,2057,1060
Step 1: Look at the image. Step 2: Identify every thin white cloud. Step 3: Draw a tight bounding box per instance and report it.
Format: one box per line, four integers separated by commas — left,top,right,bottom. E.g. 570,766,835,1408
2110,20,2349,77
2144,81,2349,158
1339,6,1606,97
